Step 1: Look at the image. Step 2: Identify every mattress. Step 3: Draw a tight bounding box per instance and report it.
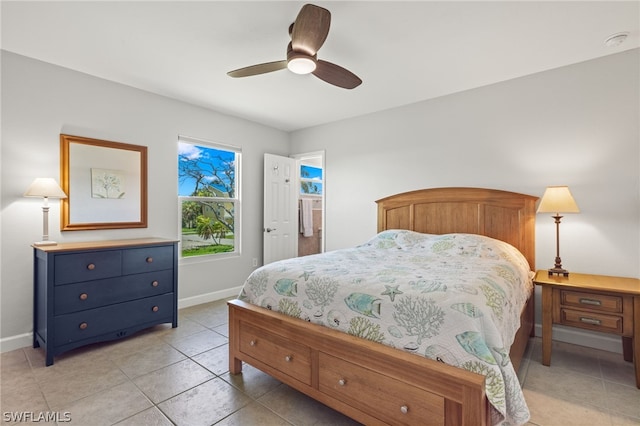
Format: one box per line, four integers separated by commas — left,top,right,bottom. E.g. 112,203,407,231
239,230,533,425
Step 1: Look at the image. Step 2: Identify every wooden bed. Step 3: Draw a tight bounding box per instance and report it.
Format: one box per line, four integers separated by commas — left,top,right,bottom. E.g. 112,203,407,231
228,187,538,426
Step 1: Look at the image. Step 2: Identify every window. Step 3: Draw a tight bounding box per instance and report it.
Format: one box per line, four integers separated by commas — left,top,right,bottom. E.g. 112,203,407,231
178,136,240,258
300,164,323,195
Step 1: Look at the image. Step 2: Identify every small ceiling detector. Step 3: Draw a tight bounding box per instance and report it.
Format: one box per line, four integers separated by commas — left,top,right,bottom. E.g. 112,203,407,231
604,32,629,47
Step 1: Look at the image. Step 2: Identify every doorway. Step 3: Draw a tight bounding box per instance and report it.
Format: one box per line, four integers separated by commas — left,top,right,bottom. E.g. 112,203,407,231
292,151,325,256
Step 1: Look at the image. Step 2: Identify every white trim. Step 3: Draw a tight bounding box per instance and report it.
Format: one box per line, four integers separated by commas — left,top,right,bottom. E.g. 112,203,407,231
534,323,623,354
0,289,244,354
177,287,242,309
0,332,32,353
178,134,241,153
1,315,624,355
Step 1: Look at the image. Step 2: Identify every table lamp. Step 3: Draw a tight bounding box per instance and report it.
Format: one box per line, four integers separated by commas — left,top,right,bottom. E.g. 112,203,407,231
537,185,580,276
24,178,68,246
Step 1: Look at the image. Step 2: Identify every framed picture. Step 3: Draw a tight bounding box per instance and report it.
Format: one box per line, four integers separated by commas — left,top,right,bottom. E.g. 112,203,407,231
60,134,148,231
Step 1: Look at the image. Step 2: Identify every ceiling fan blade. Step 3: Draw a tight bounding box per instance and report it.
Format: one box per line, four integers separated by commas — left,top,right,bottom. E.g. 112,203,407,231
291,4,331,56
313,60,362,89
227,60,287,78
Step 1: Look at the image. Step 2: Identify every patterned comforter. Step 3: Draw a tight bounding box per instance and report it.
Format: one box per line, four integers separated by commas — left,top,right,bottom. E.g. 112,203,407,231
239,230,533,425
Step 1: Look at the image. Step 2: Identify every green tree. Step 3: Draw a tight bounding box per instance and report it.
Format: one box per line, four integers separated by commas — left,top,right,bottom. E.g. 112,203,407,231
195,215,229,245
179,150,235,234
182,201,201,228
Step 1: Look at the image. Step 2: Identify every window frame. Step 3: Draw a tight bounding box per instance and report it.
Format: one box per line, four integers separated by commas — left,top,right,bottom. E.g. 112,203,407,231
300,164,323,196
178,135,241,261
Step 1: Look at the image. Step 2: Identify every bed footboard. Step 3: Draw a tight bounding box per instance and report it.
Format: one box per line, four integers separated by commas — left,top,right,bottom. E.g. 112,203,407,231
228,299,490,426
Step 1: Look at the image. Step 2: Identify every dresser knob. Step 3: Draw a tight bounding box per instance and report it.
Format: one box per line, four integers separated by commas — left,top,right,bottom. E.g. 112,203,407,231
146,257,153,263
338,379,346,386
79,293,88,301
400,405,409,414
87,263,95,270
250,340,257,346
151,281,159,287
152,306,159,312
284,355,293,362
79,322,88,330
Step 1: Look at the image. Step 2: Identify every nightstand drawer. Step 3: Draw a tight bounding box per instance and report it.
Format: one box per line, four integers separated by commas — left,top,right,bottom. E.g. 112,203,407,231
559,308,623,334
560,290,622,313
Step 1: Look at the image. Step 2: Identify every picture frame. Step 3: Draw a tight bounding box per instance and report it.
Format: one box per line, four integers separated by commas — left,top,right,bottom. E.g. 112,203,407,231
60,134,148,231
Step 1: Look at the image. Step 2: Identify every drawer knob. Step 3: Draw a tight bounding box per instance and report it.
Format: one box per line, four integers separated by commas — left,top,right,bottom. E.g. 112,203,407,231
400,405,409,414
152,306,159,312
79,293,88,301
284,355,293,362
338,379,346,386
79,322,88,330
250,340,257,346
146,257,153,263
579,298,602,306
87,263,96,270
580,317,602,326
151,280,159,287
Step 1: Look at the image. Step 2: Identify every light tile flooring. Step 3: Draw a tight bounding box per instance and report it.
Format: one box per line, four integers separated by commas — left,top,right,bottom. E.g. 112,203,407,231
1,299,639,425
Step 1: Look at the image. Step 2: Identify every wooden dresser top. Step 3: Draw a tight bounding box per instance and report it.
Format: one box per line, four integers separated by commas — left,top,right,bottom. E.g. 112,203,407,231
32,238,177,253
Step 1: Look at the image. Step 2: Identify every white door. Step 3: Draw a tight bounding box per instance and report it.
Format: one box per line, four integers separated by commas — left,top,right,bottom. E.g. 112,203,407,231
263,153,298,264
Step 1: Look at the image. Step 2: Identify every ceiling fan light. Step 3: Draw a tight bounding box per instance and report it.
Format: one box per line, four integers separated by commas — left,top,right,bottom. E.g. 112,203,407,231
288,57,316,74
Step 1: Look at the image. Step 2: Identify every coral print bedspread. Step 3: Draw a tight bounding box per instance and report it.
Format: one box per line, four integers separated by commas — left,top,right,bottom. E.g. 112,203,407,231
239,230,533,425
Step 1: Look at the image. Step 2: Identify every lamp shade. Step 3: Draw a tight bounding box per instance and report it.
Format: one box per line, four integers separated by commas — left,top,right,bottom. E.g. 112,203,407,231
537,186,579,214
24,178,67,198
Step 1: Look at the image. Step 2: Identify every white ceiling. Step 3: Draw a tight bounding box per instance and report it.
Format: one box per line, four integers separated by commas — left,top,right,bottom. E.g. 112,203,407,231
2,1,638,132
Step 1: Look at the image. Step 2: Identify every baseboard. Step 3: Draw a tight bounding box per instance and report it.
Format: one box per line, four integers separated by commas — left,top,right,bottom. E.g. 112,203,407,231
0,333,33,354
0,287,243,354
2,307,622,355
177,286,242,309
534,323,623,354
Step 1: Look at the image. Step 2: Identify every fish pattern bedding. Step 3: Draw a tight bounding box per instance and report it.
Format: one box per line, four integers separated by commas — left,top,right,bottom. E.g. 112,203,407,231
239,230,533,425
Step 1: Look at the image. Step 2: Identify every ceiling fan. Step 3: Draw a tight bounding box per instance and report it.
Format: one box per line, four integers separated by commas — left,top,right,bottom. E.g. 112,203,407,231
227,4,362,89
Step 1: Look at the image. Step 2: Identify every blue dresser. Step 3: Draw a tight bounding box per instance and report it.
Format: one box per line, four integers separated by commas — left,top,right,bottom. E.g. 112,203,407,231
33,238,178,366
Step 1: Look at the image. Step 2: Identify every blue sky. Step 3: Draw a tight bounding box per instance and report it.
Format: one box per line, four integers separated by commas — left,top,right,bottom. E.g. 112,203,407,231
301,165,322,180
178,142,235,196
179,144,323,196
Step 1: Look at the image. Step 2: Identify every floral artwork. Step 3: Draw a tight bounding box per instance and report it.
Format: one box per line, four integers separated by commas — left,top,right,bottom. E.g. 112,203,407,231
91,168,125,199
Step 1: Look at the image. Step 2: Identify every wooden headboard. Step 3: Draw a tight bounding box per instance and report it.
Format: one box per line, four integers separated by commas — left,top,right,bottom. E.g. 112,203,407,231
376,187,538,269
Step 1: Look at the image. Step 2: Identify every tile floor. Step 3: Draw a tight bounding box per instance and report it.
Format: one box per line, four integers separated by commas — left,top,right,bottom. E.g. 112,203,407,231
1,298,639,425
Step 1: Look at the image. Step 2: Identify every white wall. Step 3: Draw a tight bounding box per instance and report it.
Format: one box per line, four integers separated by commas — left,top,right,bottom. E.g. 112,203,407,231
2,48,638,354
291,50,639,352
0,51,290,350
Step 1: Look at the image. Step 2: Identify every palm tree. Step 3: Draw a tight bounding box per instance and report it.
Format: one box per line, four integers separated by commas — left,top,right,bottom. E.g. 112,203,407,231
196,216,228,245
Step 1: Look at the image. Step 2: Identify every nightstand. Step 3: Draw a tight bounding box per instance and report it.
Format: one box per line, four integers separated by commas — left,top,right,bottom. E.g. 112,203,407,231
533,271,640,388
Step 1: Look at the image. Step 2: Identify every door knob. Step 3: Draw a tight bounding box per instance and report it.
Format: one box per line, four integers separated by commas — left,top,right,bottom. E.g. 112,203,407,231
264,228,277,233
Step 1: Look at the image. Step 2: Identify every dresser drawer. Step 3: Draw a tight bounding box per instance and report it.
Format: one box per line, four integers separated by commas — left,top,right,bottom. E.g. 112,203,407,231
54,250,122,285
559,308,623,334
123,246,174,275
54,269,174,315
318,352,444,425
54,293,174,345
560,290,623,313
239,322,311,386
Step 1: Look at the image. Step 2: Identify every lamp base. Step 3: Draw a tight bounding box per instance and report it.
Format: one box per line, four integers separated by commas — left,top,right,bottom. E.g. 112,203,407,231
34,241,58,247
548,267,569,277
